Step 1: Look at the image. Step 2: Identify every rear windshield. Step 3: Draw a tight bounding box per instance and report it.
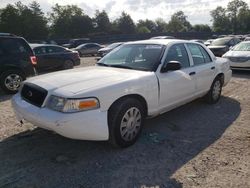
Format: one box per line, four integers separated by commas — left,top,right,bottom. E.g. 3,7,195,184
0,38,33,56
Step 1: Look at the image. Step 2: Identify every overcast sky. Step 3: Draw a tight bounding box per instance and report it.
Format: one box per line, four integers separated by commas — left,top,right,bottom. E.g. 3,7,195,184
1,0,250,25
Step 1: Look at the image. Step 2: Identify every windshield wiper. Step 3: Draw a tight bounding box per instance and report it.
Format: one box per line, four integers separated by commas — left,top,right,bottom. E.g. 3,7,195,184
109,64,133,69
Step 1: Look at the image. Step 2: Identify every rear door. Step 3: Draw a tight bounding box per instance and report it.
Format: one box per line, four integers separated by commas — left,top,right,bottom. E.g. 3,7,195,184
157,43,196,110
186,43,216,95
33,46,47,70
44,46,66,69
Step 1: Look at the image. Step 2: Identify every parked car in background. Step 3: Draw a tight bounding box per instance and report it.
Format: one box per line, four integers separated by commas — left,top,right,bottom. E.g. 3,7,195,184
0,34,37,93
190,39,204,44
204,39,214,46
98,42,123,57
208,37,241,57
12,39,232,148
74,43,102,56
150,36,175,39
30,44,80,72
244,37,250,41
62,38,90,49
222,41,250,70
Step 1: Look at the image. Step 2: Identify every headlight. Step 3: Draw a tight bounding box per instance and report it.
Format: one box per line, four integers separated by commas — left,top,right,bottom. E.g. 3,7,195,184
47,95,100,113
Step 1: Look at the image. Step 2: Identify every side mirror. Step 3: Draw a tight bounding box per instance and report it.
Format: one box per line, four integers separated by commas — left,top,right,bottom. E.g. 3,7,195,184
161,61,182,72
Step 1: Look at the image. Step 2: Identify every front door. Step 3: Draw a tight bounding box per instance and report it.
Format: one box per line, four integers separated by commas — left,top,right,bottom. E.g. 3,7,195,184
156,43,196,110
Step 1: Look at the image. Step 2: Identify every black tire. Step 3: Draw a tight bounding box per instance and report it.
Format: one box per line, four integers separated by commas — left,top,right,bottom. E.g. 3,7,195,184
63,60,74,69
108,98,145,148
204,77,223,104
0,70,25,94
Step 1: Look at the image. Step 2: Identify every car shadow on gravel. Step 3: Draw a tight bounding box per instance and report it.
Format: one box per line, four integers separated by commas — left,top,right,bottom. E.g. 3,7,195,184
0,96,241,188
0,90,12,102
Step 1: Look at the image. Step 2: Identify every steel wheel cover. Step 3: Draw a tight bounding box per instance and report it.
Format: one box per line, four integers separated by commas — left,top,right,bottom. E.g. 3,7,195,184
120,107,142,141
4,74,22,91
212,80,221,100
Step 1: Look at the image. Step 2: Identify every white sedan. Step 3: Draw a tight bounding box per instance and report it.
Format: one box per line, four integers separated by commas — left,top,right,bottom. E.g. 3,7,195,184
12,39,232,147
223,41,250,70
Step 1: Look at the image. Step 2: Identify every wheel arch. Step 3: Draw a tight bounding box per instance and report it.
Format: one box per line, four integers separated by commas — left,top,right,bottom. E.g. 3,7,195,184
0,66,26,78
108,94,148,117
215,72,225,85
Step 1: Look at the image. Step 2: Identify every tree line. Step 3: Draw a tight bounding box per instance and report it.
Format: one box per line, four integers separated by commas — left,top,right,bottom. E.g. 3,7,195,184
0,0,249,40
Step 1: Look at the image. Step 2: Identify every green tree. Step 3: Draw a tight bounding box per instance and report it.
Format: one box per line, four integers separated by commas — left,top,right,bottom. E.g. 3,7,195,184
136,19,157,33
94,10,111,34
116,12,136,34
193,24,212,32
0,1,48,39
210,6,231,33
167,11,192,32
28,1,48,38
227,0,248,33
136,26,151,33
155,18,168,32
50,4,93,38
237,7,250,32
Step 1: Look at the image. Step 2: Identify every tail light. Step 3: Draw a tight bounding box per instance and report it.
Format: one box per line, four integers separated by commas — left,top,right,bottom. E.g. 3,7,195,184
30,56,37,65
74,52,80,58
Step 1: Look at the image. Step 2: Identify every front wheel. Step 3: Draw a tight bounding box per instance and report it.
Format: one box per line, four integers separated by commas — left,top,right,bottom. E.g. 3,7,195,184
0,70,25,94
204,77,222,104
108,98,145,148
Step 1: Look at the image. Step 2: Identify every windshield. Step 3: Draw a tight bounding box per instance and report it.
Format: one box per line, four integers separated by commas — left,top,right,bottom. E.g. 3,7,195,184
210,38,231,46
98,44,163,71
232,42,250,51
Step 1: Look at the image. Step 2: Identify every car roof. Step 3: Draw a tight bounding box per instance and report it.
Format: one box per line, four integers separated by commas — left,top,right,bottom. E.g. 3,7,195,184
29,43,64,48
125,39,191,46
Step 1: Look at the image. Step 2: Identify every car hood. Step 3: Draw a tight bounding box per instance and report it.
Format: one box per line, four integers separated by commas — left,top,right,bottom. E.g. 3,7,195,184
208,45,227,49
223,50,250,57
25,66,153,95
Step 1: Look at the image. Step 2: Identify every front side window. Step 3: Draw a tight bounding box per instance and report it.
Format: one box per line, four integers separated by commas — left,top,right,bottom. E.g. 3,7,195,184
198,46,212,63
46,46,64,53
164,44,190,68
98,44,163,71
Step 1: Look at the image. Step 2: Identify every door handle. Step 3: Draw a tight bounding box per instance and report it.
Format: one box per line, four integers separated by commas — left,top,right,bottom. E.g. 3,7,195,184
211,66,215,70
189,72,196,76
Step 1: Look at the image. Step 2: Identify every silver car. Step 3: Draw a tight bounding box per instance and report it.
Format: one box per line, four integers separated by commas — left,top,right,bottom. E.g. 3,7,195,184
222,41,250,70
74,43,102,56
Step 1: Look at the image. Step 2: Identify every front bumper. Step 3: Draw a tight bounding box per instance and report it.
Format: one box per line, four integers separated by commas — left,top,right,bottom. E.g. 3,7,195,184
230,60,250,69
12,94,109,141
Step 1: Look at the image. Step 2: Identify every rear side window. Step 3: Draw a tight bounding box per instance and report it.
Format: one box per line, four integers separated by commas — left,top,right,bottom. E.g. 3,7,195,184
34,47,46,55
164,44,190,68
187,43,209,65
198,46,212,63
0,38,32,56
46,46,65,53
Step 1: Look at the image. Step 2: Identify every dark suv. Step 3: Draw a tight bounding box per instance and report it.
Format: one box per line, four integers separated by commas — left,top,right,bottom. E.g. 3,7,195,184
0,34,37,94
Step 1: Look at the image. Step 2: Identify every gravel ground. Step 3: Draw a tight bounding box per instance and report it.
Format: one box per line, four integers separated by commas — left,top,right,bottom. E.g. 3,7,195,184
0,58,249,188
